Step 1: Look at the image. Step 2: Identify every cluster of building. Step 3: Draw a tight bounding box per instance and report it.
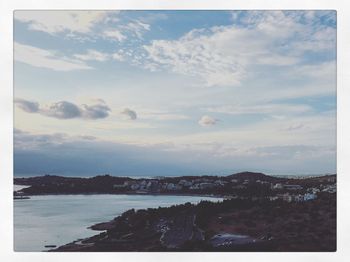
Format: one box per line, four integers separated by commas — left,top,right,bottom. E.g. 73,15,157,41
271,183,303,190
113,178,229,193
269,192,317,203
268,182,336,202
111,176,336,203
321,183,336,193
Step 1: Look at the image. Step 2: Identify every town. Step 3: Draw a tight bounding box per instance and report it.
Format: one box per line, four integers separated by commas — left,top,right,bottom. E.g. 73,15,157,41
14,172,336,203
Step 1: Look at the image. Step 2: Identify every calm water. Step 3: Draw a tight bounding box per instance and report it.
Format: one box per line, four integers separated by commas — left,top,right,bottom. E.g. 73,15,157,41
14,194,221,251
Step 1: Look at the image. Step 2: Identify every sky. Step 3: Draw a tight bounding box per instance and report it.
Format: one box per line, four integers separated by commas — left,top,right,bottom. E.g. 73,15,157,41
13,10,336,177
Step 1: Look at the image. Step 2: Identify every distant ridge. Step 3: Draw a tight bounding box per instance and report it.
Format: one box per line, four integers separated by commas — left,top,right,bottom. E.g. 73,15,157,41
227,171,281,182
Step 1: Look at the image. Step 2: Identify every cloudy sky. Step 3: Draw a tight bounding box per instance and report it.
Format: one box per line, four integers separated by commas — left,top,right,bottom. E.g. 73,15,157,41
14,10,336,177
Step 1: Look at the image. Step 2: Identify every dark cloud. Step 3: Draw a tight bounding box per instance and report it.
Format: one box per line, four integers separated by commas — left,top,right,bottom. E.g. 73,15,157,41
14,130,206,177
82,103,111,119
14,98,39,113
44,101,82,119
15,98,111,120
121,108,137,120
14,130,336,177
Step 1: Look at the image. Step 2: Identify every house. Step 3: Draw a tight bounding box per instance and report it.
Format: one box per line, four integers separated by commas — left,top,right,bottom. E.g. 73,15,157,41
166,183,176,190
282,193,292,202
166,183,182,191
130,184,140,191
269,196,279,201
307,187,320,194
214,180,227,186
322,184,336,193
179,179,192,187
242,179,250,185
293,194,304,202
272,183,283,190
304,193,317,201
189,184,201,190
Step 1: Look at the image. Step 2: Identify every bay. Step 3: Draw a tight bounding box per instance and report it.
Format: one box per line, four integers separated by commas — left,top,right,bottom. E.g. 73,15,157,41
14,194,221,251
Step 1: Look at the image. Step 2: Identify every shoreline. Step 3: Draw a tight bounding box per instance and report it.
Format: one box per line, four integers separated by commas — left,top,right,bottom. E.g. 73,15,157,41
12,189,225,199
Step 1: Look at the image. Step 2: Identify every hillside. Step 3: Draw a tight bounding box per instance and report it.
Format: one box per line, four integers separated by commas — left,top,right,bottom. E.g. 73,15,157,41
227,172,284,182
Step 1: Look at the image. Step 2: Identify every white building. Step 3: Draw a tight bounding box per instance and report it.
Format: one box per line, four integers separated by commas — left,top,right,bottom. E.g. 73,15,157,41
130,184,140,190
282,193,293,202
189,184,201,190
272,183,283,190
293,194,304,202
179,179,193,187
304,193,317,201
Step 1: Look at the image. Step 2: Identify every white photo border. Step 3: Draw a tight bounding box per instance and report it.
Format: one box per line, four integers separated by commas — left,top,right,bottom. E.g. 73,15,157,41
1,0,349,261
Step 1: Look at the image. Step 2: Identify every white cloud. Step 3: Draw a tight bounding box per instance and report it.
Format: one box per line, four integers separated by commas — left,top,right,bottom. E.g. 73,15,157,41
198,115,218,126
15,10,153,45
141,11,335,87
14,11,109,35
102,29,126,42
112,51,125,61
101,20,151,43
74,49,110,62
15,42,92,71
122,21,150,39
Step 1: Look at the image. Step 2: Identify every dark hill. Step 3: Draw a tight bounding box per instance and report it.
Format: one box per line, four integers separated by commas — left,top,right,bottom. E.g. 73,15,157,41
227,172,283,182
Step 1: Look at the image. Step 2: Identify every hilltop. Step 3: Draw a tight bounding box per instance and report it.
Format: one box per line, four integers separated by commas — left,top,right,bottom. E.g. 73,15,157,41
227,172,282,182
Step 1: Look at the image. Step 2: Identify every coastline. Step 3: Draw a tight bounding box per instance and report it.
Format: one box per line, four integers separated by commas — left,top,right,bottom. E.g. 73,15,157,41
51,193,336,252
12,189,225,199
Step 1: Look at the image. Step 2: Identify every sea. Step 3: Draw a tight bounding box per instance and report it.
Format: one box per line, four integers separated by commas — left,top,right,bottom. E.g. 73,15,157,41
14,188,222,252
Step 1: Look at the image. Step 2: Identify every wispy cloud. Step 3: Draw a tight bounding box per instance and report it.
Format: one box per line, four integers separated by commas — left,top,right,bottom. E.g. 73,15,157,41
14,11,110,35
122,21,150,39
15,42,92,71
102,29,126,42
141,11,335,87
15,10,151,44
74,49,110,62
